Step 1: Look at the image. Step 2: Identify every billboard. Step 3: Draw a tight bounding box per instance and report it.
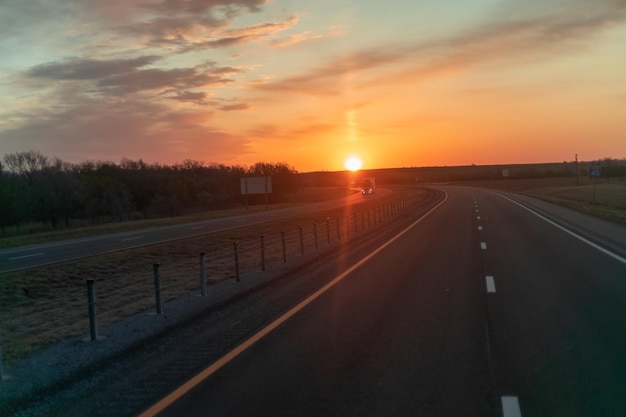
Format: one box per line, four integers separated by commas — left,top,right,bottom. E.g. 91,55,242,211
240,176,272,195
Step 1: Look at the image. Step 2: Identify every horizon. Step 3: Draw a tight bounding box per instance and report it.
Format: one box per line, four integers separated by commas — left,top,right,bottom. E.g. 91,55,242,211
1,1,625,172
4,148,620,176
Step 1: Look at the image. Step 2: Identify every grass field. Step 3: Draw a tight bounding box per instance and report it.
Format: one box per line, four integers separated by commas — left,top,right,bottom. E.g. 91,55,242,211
0,187,354,249
1,178,624,364
453,176,626,225
0,187,425,364
524,183,626,224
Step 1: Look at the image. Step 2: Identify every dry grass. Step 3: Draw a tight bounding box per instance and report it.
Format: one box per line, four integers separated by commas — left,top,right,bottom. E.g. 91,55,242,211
3,177,623,364
525,183,626,225
0,187,427,363
454,177,626,225
0,187,355,249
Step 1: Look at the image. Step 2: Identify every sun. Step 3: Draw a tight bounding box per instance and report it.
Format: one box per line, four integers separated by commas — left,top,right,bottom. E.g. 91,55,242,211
345,156,363,171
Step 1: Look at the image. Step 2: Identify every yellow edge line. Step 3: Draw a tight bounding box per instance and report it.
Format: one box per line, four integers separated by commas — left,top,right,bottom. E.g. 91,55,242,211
138,191,448,417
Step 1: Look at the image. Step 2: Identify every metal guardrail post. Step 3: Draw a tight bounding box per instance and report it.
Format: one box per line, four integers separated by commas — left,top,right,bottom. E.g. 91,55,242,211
326,218,330,244
260,235,266,271
0,324,4,380
86,279,98,341
200,252,207,296
153,263,162,314
234,241,240,282
336,218,341,240
281,231,287,263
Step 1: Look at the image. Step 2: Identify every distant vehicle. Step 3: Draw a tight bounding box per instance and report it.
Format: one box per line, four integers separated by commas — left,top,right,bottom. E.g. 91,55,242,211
361,177,375,195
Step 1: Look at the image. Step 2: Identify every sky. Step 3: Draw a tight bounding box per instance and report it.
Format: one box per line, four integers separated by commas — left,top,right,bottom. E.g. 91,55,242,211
1,0,625,172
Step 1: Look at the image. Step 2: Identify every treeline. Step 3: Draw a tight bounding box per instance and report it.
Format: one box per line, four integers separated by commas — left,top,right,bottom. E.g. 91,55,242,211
0,151,299,234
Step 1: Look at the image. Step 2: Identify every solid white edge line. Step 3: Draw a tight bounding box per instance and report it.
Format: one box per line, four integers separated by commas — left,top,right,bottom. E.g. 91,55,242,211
498,194,626,266
501,396,522,417
8,252,45,260
121,236,143,242
486,276,496,293
137,192,450,417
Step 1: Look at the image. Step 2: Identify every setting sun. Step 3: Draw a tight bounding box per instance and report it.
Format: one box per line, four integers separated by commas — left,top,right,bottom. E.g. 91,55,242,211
345,156,363,171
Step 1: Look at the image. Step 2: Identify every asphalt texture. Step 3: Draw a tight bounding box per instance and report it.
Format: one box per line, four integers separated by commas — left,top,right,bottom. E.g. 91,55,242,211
2,186,625,417
152,186,626,417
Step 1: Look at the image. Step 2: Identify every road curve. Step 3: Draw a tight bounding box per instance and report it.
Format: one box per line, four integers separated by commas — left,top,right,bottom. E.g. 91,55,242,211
131,186,625,417
7,185,625,417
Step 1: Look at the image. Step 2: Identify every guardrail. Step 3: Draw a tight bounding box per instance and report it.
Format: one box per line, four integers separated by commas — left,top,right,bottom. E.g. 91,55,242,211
0,190,432,374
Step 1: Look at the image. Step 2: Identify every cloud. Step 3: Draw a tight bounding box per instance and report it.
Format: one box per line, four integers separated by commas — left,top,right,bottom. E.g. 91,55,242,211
165,15,299,52
0,0,278,165
257,0,626,95
26,56,161,80
269,22,342,48
96,67,234,94
271,31,323,47
169,90,211,105
148,0,268,14
23,57,243,96
220,103,249,111
107,0,288,52
255,49,400,95
0,96,251,164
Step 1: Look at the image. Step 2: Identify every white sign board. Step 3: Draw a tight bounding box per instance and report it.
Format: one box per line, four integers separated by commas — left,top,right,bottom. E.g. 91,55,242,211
240,176,272,195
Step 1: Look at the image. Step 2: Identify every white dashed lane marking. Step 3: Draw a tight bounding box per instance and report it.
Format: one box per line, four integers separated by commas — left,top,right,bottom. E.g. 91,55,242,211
501,396,522,417
486,276,496,293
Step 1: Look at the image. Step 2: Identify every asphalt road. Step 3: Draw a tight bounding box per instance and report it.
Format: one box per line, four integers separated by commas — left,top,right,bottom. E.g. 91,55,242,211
0,190,379,273
132,186,626,417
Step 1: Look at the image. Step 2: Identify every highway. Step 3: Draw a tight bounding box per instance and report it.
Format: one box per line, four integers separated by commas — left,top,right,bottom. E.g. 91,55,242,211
118,186,626,417
0,190,374,273
8,185,625,417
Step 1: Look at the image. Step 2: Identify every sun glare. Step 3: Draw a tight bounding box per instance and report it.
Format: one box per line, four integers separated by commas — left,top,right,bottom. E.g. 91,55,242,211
345,156,363,171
